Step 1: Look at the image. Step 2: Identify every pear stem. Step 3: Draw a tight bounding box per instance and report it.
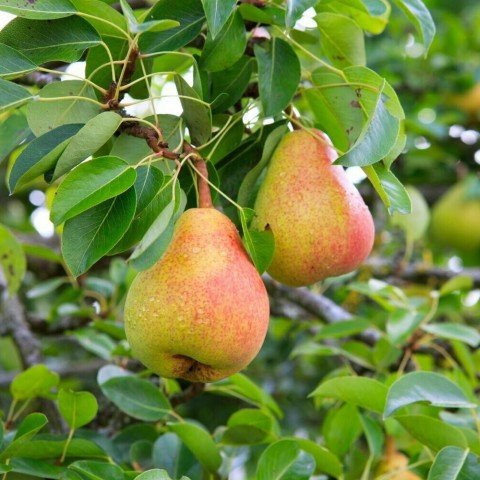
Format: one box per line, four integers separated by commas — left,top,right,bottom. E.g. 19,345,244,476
184,142,213,208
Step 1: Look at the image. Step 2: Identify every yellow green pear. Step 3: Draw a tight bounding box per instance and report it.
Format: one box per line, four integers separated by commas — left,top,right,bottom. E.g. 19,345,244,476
252,129,375,287
124,207,270,383
431,177,480,253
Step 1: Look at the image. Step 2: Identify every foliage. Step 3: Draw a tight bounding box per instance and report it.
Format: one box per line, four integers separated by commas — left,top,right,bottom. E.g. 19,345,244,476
0,0,479,479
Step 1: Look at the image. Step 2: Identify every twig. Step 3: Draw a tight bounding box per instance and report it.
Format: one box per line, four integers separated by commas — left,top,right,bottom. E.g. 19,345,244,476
170,382,205,408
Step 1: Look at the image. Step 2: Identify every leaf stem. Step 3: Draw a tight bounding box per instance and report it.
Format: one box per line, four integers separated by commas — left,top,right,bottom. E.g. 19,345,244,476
36,96,105,108
59,427,75,464
119,94,211,108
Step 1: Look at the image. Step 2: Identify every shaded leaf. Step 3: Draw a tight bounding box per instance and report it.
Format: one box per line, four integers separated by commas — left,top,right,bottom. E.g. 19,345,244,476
62,187,136,276
53,112,123,180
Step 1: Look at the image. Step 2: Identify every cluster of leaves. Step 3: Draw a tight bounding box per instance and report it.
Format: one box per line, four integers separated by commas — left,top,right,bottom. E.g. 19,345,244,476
0,0,437,279
1,0,480,479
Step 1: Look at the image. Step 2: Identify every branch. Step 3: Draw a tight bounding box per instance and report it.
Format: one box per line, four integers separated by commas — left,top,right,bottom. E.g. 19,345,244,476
263,275,381,344
0,270,66,432
365,257,480,288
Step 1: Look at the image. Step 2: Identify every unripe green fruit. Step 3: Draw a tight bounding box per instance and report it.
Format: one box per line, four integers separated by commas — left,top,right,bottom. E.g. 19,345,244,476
431,178,480,253
124,208,270,383
252,129,375,287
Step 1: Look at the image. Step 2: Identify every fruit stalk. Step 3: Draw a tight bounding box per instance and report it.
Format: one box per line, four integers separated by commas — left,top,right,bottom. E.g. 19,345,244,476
184,142,213,208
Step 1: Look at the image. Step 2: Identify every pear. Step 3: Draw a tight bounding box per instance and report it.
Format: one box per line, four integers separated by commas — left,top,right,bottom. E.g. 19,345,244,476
252,129,375,287
124,207,270,383
431,178,480,253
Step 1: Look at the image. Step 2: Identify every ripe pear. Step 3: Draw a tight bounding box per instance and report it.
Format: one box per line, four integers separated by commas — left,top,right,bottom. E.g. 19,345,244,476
124,207,270,383
252,129,375,287
431,178,480,253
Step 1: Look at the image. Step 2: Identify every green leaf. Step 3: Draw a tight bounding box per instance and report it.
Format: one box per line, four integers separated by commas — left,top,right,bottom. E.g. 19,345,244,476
254,38,300,117
57,390,98,429
287,438,342,478
9,458,64,479
0,78,32,113
202,0,236,38
392,0,435,53
422,323,480,348
310,376,387,413
208,373,283,418
360,415,384,458
364,163,411,215
51,156,136,224
0,44,37,79
323,403,362,457
139,0,205,54
439,276,474,297
316,319,372,339
222,409,275,445
384,372,476,418
0,16,100,64
336,82,400,167
72,328,114,360
130,187,185,271
135,470,174,480
0,414,49,460
70,461,124,480
397,415,468,452
2,439,106,462
99,376,171,421
129,200,175,262
168,421,222,473
0,0,76,19
286,0,317,28
316,0,389,34
0,225,26,295
387,307,424,345
237,124,288,208
240,209,275,274
257,439,316,480
22,244,63,264
26,80,100,137
62,187,136,277
0,110,30,162
53,112,122,180
316,13,366,68
201,10,246,72
8,124,82,193
152,433,197,479
174,74,211,146
70,0,127,37
134,166,165,214
10,365,59,401
428,447,480,479
210,56,253,113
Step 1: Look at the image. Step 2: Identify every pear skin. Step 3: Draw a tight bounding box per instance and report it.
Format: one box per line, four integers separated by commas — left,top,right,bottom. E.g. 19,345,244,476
252,129,375,286
124,208,270,383
431,178,480,253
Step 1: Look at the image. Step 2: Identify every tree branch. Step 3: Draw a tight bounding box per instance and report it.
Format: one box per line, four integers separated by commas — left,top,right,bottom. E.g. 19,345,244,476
263,275,381,344
170,382,205,408
0,270,66,432
365,257,480,288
